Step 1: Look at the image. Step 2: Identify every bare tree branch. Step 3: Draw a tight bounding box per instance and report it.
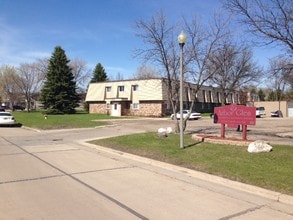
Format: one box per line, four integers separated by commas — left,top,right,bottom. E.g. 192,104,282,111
225,0,293,53
134,11,182,132
69,58,91,92
268,55,293,97
207,40,262,105
134,11,236,131
15,62,46,111
0,65,20,108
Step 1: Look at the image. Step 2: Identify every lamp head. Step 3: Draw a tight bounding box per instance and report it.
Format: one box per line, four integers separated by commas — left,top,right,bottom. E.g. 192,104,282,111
178,31,187,45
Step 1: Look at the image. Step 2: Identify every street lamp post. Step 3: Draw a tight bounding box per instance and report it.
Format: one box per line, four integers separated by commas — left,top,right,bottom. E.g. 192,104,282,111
178,31,186,149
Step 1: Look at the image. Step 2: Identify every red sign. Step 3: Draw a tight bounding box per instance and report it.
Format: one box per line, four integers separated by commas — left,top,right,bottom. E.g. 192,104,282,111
214,104,256,126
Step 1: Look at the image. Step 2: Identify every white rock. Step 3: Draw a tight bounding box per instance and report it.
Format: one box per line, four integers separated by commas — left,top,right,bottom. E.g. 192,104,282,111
166,127,173,134
157,128,167,137
247,140,273,153
158,128,166,133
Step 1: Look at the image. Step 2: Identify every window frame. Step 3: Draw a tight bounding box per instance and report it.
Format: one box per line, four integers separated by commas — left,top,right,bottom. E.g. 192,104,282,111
132,85,138,91
132,103,139,110
118,85,125,92
105,86,111,92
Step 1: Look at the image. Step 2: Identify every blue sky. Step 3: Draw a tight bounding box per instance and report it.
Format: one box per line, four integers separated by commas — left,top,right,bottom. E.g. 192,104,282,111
0,0,281,80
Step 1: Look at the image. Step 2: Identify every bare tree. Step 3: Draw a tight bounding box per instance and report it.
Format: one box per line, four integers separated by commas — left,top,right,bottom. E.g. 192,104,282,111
207,40,261,105
69,58,91,93
134,11,235,132
35,58,49,77
0,65,20,108
183,14,231,112
114,72,124,81
132,65,159,79
283,63,293,88
134,11,182,132
14,62,46,111
225,0,293,54
268,55,293,108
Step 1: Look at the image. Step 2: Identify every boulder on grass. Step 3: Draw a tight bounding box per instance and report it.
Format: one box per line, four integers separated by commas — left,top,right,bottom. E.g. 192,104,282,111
247,140,273,153
166,127,173,134
157,128,167,137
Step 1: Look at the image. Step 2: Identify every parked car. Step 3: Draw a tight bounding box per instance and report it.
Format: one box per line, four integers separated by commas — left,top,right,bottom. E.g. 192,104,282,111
256,107,266,118
0,107,5,112
12,105,25,111
171,110,201,120
0,112,16,125
271,110,283,117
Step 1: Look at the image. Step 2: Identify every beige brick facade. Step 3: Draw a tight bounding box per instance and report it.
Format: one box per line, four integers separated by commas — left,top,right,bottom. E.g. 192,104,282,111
89,102,107,114
129,102,164,117
85,78,260,117
250,101,289,117
89,101,164,117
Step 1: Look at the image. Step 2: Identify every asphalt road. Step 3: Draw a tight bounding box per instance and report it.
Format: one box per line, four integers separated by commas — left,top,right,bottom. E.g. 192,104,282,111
0,117,292,219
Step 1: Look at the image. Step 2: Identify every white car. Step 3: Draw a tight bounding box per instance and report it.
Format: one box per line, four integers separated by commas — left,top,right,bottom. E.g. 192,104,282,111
171,110,201,120
256,107,266,118
0,112,16,125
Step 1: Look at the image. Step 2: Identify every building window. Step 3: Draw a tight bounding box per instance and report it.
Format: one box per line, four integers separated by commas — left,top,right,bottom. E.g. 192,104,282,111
132,85,138,91
106,103,110,109
118,86,124,92
231,93,234,103
202,90,206,103
217,92,221,103
106,86,111,92
209,91,213,103
225,93,229,104
133,103,139,110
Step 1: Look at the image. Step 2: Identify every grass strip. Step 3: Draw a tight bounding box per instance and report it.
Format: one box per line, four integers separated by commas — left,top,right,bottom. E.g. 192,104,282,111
12,111,113,129
89,132,293,195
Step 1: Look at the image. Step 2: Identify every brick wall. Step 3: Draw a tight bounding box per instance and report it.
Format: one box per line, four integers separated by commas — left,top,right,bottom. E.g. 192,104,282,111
252,101,288,117
89,102,108,114
129,102,163,117
90,101,164,117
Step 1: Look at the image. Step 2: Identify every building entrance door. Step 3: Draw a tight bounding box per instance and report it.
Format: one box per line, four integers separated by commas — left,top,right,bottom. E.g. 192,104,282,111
111,102,121,117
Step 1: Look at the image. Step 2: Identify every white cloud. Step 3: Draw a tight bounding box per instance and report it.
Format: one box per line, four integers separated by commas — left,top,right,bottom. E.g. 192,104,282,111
105,65,136,80
0,20,20,63
0,20,51,66
21,51,51,60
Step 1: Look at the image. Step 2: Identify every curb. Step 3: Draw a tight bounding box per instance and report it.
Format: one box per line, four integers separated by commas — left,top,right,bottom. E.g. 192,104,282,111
192,134,252,146
21,126,41,132
80,141,293,206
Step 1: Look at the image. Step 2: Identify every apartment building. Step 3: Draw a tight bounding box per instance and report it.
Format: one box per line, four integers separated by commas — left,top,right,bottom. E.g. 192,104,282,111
85,78,240,117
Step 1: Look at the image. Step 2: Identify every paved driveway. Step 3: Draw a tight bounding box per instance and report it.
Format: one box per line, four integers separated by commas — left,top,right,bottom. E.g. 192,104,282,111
0,117,292,219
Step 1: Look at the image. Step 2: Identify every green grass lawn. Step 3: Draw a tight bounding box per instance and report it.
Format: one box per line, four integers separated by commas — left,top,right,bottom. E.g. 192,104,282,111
12,111,115,129
89,132,293,195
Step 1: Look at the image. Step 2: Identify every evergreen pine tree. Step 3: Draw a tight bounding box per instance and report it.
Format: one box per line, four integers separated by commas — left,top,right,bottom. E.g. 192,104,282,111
258,89,266,101
90,63,108,82
268,91,276,101
84,63,108,112
40,46,80,114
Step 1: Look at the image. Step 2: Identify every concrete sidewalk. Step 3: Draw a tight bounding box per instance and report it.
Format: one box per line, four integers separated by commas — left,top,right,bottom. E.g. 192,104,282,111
1,138,292,219
77,141,293,219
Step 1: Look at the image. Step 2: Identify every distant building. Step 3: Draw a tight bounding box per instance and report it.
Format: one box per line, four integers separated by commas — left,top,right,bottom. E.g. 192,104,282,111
85,78,240,117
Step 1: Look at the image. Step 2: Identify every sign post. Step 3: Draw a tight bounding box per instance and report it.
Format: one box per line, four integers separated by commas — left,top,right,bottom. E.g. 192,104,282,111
221,124,225,138
214,104,256,140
